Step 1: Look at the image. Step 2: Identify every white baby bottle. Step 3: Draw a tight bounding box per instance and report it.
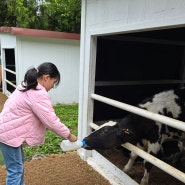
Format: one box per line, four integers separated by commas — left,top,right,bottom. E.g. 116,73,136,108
60,140,86,152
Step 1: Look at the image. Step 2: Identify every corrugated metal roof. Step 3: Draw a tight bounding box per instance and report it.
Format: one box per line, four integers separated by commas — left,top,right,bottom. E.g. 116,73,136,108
0,26,80,40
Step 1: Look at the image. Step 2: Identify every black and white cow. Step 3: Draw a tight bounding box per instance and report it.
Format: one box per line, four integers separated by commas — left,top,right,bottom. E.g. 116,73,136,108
160,139,185,164
83,88,185,185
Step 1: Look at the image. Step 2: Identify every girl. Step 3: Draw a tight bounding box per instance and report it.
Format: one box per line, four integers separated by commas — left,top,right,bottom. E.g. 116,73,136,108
0,62,77,185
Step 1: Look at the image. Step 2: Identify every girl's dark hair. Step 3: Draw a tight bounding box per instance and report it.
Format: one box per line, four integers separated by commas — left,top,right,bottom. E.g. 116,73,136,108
20,62,61,92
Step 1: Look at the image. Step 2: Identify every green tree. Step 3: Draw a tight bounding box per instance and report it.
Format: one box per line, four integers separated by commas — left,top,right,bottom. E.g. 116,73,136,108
45,0,81,33
0,0,81,33
6,0,37,28
0,0,8,26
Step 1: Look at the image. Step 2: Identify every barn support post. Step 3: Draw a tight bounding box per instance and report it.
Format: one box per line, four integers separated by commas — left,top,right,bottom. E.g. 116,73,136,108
77,1,98,160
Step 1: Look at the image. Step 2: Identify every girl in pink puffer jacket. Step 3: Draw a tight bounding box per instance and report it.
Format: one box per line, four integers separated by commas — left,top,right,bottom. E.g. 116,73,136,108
0,62,77,185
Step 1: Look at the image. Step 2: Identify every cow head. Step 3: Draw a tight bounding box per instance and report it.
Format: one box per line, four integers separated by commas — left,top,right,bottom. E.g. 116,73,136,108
83,121,135,150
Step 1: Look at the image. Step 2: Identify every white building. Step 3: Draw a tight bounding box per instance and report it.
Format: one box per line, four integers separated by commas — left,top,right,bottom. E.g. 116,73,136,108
0,27,80,104
78,0,185,184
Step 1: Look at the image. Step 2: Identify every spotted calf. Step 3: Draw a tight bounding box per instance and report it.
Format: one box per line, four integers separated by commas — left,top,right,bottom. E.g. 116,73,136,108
83,88,185,185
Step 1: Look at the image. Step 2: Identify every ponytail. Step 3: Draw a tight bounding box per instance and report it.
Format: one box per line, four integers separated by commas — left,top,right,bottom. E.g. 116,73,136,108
20,68,38,92
19,62,60,92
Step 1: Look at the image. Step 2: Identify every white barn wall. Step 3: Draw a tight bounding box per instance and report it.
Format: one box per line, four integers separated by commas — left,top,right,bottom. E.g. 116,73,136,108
85,0,185,35
16,36,80,104
0,34,16,49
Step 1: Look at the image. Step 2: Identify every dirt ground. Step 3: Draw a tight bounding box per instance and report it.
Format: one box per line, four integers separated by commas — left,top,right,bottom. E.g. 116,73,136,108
99,149,185,185
0,152,111,185
0,92,184,185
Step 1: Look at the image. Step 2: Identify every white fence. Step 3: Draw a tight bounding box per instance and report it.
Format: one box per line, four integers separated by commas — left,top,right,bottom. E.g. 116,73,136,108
90,93,185,184
4,67,17,92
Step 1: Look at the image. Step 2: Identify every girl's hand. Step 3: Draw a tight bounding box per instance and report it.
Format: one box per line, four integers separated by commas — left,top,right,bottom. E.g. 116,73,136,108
67,133,77,142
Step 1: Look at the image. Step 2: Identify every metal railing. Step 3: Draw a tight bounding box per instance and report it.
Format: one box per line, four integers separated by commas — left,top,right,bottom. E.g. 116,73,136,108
90,93,185,184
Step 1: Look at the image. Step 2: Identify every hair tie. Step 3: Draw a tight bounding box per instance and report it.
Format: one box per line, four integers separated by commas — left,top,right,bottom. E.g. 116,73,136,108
36,69,39,73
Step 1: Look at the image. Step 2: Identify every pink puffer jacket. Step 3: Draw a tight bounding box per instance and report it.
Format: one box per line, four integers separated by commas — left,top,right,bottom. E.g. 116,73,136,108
0,83,70,147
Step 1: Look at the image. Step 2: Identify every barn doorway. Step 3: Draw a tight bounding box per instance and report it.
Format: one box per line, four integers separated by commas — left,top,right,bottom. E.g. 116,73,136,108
94,27,185,122
90,26,185,185
2,48,16,95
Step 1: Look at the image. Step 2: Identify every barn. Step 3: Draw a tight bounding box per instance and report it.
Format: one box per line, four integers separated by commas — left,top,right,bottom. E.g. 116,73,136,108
78,0,185,184
0,27,80,104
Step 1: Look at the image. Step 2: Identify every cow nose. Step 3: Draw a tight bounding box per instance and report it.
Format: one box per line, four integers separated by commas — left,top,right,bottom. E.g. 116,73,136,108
82,137,93,150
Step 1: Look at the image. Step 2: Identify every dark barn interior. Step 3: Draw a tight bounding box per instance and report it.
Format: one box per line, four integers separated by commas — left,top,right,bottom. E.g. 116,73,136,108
93,27,185,185
93,27,185,122
4,49,16,93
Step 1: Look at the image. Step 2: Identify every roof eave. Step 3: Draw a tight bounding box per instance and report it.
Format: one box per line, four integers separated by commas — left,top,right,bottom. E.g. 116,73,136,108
0,26,80,40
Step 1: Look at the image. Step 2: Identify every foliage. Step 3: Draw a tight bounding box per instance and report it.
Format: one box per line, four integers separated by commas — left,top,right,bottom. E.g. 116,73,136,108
42,0,81,33
0,0,81,33
23,104,78,161
0,1,8,26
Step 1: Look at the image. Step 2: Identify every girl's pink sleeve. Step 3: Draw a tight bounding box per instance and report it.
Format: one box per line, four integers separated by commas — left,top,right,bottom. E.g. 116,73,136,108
31,93,70,138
